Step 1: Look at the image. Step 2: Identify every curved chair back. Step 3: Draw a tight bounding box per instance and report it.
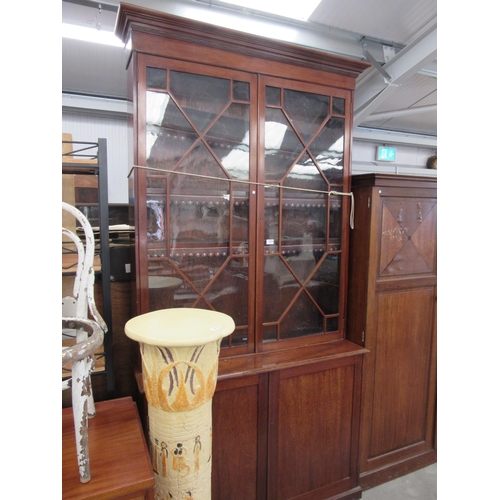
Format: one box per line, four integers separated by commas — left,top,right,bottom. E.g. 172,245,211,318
62,201,106,331
62,202,107,483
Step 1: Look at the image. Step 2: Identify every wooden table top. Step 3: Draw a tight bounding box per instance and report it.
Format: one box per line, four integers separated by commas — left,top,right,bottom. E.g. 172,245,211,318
62,397,155,500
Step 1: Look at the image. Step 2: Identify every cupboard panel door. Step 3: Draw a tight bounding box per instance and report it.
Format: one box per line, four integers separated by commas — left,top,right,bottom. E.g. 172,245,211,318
269,359,361,500
212,375,267,500
369,287,435,459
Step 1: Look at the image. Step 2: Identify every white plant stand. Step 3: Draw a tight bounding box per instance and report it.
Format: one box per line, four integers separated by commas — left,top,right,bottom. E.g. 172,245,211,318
125,308,234,500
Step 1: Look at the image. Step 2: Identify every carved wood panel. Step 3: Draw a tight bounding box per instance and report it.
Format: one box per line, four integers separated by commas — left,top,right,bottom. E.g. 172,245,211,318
379,199,437,277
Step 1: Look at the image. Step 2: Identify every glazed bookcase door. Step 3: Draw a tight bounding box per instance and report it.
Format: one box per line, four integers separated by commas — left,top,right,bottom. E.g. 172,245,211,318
135,57,353,355
137,56,257,352
257,77,352,350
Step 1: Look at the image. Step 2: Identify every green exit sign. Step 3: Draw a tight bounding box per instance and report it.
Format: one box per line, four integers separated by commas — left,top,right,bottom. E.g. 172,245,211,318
377,146,397,161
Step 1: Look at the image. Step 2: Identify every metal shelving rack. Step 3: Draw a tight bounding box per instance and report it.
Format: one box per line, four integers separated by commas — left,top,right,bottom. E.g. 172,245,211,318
62,138,115,398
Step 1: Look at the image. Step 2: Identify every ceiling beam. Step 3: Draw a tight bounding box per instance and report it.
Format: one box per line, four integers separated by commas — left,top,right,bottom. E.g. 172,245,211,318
353,22,437,128
361,104,437,122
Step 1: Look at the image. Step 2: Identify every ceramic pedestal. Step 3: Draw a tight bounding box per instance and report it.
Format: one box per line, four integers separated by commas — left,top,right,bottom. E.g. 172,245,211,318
125,308,235,500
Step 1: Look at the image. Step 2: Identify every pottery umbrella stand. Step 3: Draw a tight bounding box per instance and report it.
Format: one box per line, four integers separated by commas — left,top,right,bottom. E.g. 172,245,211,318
125,308,235,500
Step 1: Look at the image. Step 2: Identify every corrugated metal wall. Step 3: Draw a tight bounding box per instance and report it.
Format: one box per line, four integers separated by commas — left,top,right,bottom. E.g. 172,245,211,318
62,111,130,204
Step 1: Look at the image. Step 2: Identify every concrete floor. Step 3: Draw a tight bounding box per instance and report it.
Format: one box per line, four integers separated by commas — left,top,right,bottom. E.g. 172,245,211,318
361,463,437,500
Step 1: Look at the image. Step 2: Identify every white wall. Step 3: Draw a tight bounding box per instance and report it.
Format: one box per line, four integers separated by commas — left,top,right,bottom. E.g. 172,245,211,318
62,111,130,204
352,139,437,177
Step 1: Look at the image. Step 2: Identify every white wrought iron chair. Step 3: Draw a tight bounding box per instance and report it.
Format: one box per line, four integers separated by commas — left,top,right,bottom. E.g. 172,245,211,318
62,201,107,483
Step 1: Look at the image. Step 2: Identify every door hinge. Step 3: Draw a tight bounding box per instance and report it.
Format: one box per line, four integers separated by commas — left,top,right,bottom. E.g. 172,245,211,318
361,331,365,344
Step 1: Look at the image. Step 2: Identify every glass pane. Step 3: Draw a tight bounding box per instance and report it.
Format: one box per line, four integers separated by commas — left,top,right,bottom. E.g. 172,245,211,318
264,186,280,250
284,89,330,143
332,97,345,115
146,91,170,127
233,81,250,101
326,316,338,332
146,91,198,168
232,195,249,250
170,71,230,132
148,261,184,311
169,144,230,248
205,262,248,327
266,86,281,106
265,108,304,181
146,177,167,258
146,67,167,89
283,241,316,284
282,204,326,282
309,117,345,183
169,201,228,247
263,324,278,343
147,198,166,243
169,254,227,302
171,142,229,196
148,275,183,310
263,256,299,323
206,103,250,180
228,327,248,347
307,254,340,315
282,152,325,192
281,201,326,242
329,196,342,250
280,291,322,339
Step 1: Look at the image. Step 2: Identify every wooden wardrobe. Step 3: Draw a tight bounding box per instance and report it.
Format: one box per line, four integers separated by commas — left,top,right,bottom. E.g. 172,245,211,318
347,173,437,488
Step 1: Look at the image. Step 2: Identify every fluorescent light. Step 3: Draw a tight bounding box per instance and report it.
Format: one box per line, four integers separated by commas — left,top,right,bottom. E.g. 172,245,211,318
218,0,322,21
62,23,123,48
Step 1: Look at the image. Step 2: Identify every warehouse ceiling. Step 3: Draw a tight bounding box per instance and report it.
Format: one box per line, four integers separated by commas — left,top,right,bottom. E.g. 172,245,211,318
62,0,437,143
